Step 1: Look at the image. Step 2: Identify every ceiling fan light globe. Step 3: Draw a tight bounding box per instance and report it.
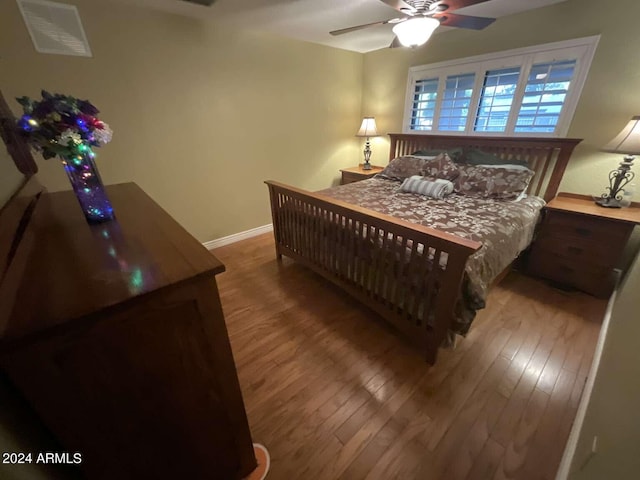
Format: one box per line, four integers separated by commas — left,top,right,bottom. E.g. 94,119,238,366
392,17,439,48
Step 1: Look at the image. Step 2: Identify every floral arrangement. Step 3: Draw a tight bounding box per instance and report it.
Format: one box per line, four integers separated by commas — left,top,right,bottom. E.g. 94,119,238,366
16,90,112,160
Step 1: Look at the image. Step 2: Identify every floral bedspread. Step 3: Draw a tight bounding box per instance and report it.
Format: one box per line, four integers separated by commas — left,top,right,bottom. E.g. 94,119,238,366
318,177,545,334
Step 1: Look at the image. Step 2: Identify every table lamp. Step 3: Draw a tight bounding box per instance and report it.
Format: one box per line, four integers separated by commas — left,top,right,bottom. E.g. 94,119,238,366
597,115,640,208
356,117,379,170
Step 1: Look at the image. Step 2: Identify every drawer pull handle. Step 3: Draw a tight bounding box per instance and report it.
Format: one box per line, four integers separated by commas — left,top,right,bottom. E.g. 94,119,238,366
574,227,591,236
567,246,583,255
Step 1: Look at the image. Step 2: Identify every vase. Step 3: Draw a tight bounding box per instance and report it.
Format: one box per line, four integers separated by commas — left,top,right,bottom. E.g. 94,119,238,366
61,152,115,224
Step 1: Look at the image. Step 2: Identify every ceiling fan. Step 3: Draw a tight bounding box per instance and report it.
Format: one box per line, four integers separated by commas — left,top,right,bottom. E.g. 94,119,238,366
330,0,496,48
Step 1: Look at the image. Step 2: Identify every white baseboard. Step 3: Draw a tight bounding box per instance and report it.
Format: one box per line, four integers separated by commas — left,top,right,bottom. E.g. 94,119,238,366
202,224,273,250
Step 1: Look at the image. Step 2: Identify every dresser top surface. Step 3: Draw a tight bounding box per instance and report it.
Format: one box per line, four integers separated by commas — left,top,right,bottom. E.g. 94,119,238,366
547,192,640,225
2,183,224,342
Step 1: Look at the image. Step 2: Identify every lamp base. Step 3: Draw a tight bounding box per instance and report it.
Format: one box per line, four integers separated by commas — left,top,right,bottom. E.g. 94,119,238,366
362,137,373,170
595,197,623,208
596,155,635,209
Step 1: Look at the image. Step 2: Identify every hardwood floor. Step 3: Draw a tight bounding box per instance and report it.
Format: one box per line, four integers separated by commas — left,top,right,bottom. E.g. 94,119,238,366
213,233,604,480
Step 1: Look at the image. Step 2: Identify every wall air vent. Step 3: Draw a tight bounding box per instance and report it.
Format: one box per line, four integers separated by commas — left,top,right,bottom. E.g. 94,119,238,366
17,0,92,57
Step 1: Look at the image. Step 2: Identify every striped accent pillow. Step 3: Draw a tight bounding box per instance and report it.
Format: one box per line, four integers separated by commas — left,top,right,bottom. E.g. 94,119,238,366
399,176,454,199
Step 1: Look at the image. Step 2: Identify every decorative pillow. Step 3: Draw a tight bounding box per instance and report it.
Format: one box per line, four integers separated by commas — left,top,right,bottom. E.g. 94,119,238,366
455,165,534,200
420,153,460,181
400,176,454,199
459,148,529,167
378,153,459,181
378,156,427,181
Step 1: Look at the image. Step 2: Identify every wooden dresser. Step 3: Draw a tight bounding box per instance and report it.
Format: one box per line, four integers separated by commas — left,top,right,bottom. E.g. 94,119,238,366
0,183,256,479
527,192,640,298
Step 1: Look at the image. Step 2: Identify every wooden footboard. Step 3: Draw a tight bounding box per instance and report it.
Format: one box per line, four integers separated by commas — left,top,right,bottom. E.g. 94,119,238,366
265,180,481,364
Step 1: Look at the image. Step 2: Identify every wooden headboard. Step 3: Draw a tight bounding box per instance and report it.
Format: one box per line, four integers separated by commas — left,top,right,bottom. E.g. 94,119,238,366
388,133,582,202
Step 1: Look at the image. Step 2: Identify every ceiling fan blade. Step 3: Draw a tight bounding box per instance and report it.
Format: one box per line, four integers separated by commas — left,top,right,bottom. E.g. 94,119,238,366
435,12,495,30
429,0,491,12
330,18,405,36
379,0,417,15
389,36,403,48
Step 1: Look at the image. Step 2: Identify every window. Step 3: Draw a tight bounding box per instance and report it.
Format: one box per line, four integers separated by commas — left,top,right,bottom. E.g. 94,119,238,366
411,78,438,131
438,73,475,132
404,36,599,136
475,67,520,133
515,60,577,133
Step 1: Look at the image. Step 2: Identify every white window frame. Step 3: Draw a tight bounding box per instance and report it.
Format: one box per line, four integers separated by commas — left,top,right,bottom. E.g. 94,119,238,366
402,36,600,137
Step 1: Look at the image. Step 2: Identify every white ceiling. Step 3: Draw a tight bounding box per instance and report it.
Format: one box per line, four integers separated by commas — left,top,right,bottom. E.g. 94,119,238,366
123,0,569,53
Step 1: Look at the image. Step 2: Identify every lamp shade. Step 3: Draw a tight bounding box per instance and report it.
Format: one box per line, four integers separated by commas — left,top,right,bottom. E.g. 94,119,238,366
392,17,440,48
356,117,379,137
603,116,640,154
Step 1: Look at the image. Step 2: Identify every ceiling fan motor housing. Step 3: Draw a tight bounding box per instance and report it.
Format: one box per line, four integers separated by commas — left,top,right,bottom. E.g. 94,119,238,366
402,1,449,15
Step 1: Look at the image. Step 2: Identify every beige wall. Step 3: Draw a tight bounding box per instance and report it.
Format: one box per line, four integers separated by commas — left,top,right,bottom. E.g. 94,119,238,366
565,251,640,479
361,0,640,199
0,0,363,242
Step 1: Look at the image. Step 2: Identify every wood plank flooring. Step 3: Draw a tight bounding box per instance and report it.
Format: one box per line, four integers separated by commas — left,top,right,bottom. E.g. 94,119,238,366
213,233,604,480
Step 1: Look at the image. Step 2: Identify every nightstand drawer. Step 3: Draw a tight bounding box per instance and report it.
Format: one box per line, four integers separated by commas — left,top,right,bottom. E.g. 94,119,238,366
545,210,630,243
532,234,621,268
340,165,384,185
341,172,365,185
528,249,614,297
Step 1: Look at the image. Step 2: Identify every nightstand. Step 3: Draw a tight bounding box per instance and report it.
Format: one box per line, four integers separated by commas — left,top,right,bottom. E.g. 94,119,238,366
340,164,384,185
527,192,640,298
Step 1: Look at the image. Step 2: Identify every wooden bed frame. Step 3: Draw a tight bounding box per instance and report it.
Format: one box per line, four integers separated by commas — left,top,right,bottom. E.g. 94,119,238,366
265,133,581,364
